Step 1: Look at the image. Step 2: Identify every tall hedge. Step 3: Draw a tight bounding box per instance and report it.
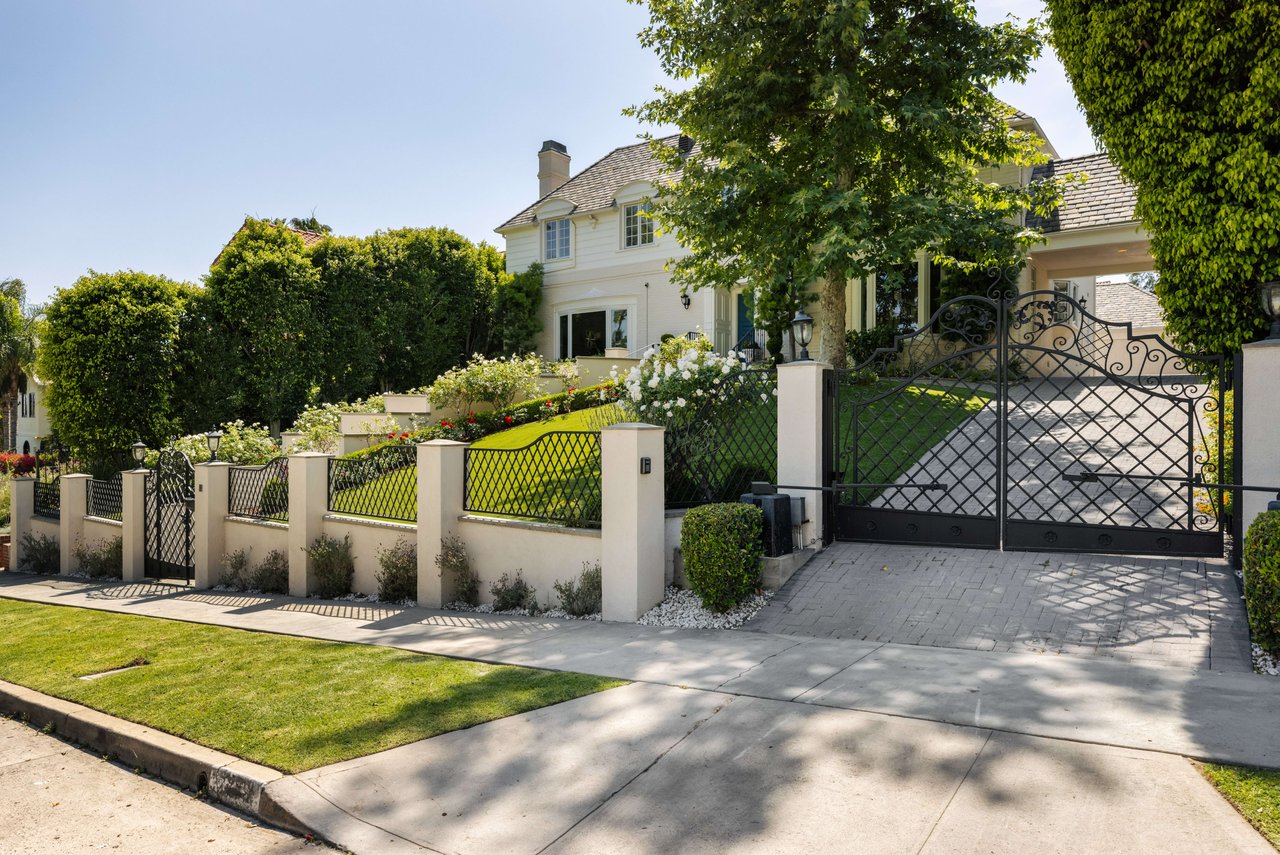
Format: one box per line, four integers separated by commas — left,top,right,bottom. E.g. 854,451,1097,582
1243,510,1280,654
1046,1,1280,354
39,270,189,458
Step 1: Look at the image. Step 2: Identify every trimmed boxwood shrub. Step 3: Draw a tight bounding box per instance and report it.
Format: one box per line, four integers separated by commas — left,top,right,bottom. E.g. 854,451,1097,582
1244,510,1280,654
681,503,763,612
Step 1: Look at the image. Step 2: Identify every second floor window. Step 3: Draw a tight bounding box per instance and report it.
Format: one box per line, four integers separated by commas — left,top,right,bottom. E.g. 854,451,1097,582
623,203,654,248
544,218,571,259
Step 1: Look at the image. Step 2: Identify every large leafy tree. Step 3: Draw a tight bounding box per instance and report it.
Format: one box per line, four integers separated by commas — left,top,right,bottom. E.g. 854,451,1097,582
0,278,41,450
490,262,544,356
1046,1,1279,354
629,0,1060,365
307,235,382,402
202,218,322,431
38,271,188,458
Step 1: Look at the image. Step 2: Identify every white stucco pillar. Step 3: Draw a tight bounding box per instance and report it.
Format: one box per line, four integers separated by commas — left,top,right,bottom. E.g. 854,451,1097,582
288,453,331,597
193,462,232,589
777,361,830,548
121,469,149,582
601,423,665,622
1241,340,1280,534
59,474,90,575
417,440,468,608
10,477,33,571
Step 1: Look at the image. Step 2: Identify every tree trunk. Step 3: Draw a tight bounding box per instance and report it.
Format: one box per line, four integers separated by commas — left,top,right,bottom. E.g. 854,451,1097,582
818,272,848,367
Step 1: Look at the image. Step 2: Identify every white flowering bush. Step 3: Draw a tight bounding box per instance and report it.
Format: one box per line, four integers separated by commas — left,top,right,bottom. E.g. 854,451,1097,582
620,337,748,427
546,358,581,393
290,396,386,454
145,420,279,466
424,354,544,413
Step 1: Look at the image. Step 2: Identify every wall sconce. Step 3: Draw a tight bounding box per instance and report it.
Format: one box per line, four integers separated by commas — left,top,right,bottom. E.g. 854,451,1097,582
680,292,691,310
205,429,223,462
791,309,814,361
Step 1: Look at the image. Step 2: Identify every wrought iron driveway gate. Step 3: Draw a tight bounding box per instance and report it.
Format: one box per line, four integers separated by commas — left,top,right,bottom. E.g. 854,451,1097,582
830,283,1228,557
144,449,195,581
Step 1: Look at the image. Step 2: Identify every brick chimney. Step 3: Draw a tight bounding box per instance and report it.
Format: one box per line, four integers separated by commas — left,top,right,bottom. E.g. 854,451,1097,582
538,140,570,198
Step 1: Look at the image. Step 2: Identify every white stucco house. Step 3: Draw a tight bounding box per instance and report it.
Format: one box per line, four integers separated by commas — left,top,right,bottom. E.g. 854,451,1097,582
494,110,1161,363
8,373,50,455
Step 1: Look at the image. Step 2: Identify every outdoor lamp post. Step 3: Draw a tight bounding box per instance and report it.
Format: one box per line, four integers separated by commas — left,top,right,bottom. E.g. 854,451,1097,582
791,309,814,361
1261,281,1280,340
130,441,147,469
205,429,223,462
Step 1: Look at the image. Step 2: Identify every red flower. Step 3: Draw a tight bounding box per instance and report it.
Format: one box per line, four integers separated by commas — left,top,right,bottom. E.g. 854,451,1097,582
568,387,576,393
503,415,514,424
467,417,476,424
400,432,410,438
387,433,395,439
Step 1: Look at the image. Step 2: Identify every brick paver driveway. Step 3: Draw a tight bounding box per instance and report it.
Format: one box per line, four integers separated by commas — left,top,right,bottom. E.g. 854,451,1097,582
745,543,1252,672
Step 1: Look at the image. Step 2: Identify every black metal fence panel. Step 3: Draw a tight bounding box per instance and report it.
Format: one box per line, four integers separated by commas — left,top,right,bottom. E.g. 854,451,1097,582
663,368,777,509
229,457,289,522
464,431,602,527
33,475,59,519
86,473,124,520
328,445,417,522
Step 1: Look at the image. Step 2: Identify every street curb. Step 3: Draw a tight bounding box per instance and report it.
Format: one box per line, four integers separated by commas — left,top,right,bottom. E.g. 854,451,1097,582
0,680,311,837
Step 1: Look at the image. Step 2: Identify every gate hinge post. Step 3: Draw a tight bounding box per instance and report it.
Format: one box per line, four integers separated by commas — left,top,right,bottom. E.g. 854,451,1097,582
121,469,150,582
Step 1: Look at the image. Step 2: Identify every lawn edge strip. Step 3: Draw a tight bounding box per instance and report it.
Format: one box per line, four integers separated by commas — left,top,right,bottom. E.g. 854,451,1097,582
0,679,312,837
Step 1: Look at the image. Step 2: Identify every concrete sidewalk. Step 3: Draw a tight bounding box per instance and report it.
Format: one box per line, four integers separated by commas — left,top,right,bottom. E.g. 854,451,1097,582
1,571,1277,853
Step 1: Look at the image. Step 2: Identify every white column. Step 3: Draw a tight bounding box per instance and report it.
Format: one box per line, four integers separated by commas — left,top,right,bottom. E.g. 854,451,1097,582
417,440,468,607
193,462,233,589
10,477,34,571
601,423,665,622
777,361,830,548
59,474,90,575
287,453,332,597
121,469,149,582
1242,340,1280,534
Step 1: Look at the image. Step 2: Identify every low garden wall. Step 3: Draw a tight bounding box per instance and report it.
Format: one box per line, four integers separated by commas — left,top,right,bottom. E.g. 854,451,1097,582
223,516,289,570
81,515,122,547
322,514,417,597
29,516,58,541
455,515,602,609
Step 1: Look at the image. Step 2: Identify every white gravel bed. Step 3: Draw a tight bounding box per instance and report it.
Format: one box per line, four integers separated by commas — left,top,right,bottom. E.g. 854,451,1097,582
1253,643,1279,676
637,586,772,630
444,601,601,621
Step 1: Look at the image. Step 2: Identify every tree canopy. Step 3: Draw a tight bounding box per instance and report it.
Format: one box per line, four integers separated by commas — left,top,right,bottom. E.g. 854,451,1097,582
1046,0,1280,354
628,0,1062,365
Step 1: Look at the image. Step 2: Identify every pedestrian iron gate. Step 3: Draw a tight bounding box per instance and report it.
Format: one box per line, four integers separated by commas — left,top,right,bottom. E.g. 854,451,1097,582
144,449,196,581
829,279,1229,557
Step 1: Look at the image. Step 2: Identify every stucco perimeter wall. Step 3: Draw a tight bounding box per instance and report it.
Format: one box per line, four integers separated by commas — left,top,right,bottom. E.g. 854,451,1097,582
224,517,289,568
81,516,123,548
323,515,417,597
455,515,601,609
29,516,59,542
577,356,640,388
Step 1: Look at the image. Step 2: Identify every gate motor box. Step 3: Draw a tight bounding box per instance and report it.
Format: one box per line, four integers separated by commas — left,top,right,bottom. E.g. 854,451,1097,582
739,492,794,557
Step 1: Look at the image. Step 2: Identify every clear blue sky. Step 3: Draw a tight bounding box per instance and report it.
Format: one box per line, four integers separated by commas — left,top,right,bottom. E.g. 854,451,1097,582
0,1,1092,304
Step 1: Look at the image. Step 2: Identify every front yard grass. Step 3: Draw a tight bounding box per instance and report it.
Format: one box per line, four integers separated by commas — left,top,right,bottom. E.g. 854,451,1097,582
1201,763,1280,847
0,599,624,773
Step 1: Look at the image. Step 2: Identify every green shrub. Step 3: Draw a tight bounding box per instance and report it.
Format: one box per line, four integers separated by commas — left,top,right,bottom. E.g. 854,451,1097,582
18,532,60,575
221,549,252,589
0,472,11,528
260,478,289,517
73,536,122,579
424,353,544,413
251,549,290,594
306,534,354,599
435,535,479,606
490,570,536,612
1244,510,1280,654
554,562,602,617
376,539,417,603
681,503,763,612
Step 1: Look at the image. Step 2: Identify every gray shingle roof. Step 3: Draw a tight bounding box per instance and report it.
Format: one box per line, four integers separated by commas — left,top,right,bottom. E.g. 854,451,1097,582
497,134,691,232
1027,152,1138,233
1093,281,1164,329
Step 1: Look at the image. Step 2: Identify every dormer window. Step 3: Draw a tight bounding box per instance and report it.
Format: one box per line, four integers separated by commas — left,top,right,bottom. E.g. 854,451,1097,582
623,203,654,248
544,218,571,259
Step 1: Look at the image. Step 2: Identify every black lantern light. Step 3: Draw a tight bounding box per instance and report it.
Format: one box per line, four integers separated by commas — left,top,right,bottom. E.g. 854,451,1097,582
205,428,223,462
130,441,147,468
1261,281,1280,340
680,291,691,310
791,309,814,361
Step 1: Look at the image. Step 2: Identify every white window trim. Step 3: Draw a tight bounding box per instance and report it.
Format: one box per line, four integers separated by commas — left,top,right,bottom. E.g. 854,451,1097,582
543,217,572,261
621,202,655,249
555,302,637,359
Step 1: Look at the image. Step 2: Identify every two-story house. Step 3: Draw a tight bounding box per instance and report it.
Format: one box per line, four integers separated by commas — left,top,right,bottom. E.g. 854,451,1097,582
494,111,1159,363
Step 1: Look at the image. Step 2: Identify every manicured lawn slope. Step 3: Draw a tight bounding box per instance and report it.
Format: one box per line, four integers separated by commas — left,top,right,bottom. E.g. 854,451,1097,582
471,406,604,449
1201,763,1280,847
0,599,623,773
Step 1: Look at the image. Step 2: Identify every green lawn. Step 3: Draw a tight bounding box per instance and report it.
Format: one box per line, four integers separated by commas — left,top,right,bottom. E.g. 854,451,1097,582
471,406,604,449
0,599,623,773
1201,763,1280,848
836,379,993,503
330,465,417,522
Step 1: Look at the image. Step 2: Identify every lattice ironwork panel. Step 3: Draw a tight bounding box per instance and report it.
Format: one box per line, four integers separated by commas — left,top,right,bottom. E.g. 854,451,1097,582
33,475,60,519
664,369,777,509
229,457,289,521
86,474,123,521
328,446,417,522
465,431,602,527
144,450,195,581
